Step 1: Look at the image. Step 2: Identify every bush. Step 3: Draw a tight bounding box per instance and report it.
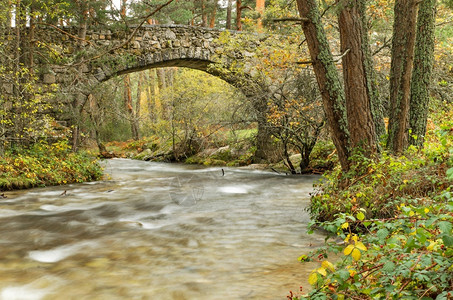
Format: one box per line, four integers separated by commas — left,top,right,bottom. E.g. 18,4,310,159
0,140,103,190
291,113,453,299
293,194,453,299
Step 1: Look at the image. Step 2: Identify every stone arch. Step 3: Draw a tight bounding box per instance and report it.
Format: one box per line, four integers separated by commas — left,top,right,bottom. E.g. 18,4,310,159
39,24,270,158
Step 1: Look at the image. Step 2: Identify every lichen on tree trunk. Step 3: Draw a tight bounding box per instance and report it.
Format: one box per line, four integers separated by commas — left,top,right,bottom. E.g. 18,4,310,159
387,0,419,153
296,0,351,171
409,0,436,147
338,0,377,156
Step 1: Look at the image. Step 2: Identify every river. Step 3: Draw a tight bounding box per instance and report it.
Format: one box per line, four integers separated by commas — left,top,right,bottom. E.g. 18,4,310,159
0,159,326,299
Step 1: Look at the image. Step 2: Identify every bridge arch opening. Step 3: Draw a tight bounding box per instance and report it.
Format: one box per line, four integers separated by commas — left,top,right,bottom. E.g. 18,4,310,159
83,66,256,164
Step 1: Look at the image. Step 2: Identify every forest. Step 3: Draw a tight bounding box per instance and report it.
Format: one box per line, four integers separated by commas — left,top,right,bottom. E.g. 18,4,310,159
0,0,452,298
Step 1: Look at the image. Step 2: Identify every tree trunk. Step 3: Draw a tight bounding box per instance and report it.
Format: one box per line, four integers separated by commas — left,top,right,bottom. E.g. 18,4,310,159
226,0,233,29
201,0,208,27
28,5,35,75
359,2,386,139
135,73,143,140
296,0,351,171
256,0,265,30
209,3,217,28
124,75,139,140
387,0,419,153
71,6,89,151
338,0,377,156
145,69,156,123
409,0,436,147
236,0,242,31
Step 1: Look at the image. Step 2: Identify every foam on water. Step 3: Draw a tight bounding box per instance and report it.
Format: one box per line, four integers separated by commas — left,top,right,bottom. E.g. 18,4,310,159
28,242,95,263
218,186,248,194
0,286,49,300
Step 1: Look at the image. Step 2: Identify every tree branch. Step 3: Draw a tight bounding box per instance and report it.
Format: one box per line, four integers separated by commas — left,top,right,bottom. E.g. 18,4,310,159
272,17,309,23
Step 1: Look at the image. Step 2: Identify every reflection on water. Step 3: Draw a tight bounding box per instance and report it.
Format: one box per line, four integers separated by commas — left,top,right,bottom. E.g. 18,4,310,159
0,159,325,299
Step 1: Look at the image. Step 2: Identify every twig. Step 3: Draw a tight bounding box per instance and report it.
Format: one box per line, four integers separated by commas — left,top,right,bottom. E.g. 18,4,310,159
296,49,350,65
372,37,391,56
271,17,309,23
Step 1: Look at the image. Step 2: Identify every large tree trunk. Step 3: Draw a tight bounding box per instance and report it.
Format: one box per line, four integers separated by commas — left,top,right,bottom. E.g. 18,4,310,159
387,0,419,153
359,2,386,139
296,0,351,171
338,0,377,156
409,0,436,147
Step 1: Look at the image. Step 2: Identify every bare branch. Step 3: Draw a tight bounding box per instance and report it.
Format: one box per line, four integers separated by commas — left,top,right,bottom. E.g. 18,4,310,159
272,17,309,23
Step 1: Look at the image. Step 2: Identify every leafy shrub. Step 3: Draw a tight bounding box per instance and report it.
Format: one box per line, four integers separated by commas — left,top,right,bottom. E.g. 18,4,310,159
0,140,103,190
292,113,453,299
292,194,453,299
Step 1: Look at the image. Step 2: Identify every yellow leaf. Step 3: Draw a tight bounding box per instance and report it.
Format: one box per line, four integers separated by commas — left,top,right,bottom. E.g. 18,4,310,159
321,260,335,272
344,234,351,243
316,267,327,276
308,271,318,285
348,268,357,277
344,244,354,256
351,248,361,261
341,222,349,229
355,241,367,252
427,241,437,251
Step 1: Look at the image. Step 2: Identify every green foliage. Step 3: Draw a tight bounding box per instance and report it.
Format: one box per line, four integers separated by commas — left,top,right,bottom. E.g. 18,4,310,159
291,107,453,299
309,116,453,221
293,197,453,299
0,140,103,190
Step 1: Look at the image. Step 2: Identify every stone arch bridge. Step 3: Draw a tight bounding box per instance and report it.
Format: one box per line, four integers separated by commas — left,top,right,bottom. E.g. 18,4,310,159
37,24,271,158
40,24,265,99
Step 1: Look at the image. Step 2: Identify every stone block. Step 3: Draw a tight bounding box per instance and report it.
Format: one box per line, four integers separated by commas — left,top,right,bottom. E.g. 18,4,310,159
164,29,177,40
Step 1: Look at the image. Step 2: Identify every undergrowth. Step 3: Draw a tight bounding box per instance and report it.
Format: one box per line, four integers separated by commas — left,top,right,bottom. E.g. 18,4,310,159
0,140,103,190
290,108,453,299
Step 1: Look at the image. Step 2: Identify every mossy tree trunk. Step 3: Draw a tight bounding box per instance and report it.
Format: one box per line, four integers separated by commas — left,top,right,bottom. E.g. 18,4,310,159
338,0,378,157
387,0,419,153
296,0,351,171
409,0,436,147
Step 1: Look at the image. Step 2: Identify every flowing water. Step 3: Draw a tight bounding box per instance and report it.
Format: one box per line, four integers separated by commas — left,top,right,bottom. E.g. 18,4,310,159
0,159,326,300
